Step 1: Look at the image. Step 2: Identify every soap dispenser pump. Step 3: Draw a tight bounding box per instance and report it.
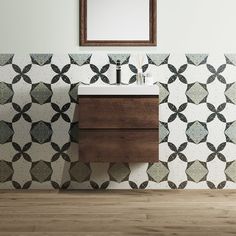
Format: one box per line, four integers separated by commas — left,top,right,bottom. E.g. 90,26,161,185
116,60,121,85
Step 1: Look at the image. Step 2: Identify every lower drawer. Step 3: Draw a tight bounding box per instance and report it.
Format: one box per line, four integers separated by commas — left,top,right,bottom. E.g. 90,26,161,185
79,130,159,162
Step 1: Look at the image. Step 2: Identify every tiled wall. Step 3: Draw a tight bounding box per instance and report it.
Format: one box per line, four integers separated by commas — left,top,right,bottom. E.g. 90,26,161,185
0,53,236,189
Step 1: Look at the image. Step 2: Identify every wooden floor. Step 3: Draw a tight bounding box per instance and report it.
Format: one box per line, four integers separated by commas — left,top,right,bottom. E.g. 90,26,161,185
0,190,236,236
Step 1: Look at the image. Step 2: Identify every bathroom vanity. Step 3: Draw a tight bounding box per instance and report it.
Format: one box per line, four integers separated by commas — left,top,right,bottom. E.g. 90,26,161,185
78,85,159,162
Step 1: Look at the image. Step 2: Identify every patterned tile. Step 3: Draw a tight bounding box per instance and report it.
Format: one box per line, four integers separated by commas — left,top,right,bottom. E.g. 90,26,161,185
0,121,14,144
69,83,78,103
12,103,32,123
30,160,52,183
225,82,236,104
69,122,78,143
108,54,130,65
225,54,236,66
108,163,130,183
147,54,169,66
147,162,169,183
12,158,32,188
225,121,236,143
186,160,208,183
206,64,226,84
51,142,70,162
51,64,71,84
30,82,52,105
159,122,170,143
167,64,188,84
159,83,169,104
51,103,71,123
0,82,14,104
30,54,52,66
225,161,236,182
90,64,110,84
12,142,32,162
167,142,188,162
206,142,226,162
206,103,226,123
30,121,52,144
0,54,14,66
186,82,208,104
128,163,149,187
186,121,208,144
186,54,208,66
168,103,188,123
0,160,13,183
69,54,92,66
12,64,32,84
69,162,91,183
0,53,235,190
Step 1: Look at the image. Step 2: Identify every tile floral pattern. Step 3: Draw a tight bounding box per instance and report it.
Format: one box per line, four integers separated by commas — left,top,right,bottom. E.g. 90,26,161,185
0,53,236,189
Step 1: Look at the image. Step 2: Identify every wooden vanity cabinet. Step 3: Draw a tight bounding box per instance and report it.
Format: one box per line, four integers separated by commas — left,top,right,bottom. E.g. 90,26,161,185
78,95,159,162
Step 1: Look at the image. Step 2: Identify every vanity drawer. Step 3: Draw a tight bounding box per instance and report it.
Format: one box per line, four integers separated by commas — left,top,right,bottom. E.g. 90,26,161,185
78,95,159,129
79,129,159,162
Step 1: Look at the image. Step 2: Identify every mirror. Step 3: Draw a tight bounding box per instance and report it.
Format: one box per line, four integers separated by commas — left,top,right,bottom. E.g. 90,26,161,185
80,0,157,46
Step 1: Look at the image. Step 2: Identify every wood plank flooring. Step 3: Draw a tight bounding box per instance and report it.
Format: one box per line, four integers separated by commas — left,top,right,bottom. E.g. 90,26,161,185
0,190,236,235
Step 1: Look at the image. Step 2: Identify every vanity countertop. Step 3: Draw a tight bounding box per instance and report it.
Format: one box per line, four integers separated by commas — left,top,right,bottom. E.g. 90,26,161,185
78,84,159,96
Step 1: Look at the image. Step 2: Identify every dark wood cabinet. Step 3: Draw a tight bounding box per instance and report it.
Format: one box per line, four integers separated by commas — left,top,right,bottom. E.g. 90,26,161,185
79,96,159,129
78,95,159,162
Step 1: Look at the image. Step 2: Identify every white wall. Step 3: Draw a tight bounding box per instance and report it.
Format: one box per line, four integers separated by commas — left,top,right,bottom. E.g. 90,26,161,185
0,0,236,53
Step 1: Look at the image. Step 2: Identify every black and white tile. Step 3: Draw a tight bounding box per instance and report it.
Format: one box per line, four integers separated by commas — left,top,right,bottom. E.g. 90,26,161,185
0,53,236,189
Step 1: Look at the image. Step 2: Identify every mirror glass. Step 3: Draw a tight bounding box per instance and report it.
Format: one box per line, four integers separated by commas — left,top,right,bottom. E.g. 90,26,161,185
80,0,156,46
87,0,149,41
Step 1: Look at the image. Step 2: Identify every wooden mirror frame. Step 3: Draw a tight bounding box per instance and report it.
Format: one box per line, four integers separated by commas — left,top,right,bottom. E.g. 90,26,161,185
80,0,157,46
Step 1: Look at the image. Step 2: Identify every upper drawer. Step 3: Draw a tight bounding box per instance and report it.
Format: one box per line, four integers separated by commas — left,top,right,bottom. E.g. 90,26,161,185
78,95,159,129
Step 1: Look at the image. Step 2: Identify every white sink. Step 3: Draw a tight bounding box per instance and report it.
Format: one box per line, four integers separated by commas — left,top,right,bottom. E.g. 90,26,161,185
78,84,159,95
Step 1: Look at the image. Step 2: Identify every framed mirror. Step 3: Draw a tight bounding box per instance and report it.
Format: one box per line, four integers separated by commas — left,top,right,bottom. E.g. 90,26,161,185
80,0,157,46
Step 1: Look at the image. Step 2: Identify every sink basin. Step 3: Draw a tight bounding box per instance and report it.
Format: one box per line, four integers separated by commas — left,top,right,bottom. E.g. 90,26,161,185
78,84,159,95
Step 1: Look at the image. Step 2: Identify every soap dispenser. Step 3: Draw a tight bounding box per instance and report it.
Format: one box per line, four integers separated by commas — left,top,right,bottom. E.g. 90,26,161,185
116,60,121,85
